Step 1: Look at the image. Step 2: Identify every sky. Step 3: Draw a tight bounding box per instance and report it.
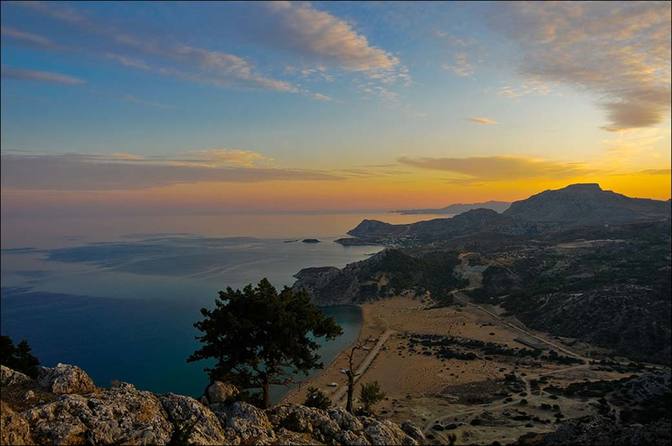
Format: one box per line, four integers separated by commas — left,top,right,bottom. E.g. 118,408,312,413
1,1,671,217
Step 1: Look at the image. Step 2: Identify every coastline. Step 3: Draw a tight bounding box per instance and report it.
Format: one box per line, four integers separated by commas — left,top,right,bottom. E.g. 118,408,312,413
280,295,638,445
280,304,366,404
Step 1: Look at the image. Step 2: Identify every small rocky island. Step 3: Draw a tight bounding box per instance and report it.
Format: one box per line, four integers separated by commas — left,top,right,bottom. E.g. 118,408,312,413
0,363,423,445
302,238,321,244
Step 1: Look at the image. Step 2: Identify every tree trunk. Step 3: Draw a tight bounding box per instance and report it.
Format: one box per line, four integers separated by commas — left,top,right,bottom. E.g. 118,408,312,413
346,373,354,413
262,374,270,409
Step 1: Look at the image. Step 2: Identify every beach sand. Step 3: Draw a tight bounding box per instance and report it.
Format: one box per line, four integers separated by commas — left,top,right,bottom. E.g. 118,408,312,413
282,295,636,445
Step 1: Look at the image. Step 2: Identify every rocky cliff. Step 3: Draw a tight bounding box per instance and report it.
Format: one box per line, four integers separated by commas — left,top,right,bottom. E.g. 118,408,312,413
0,364,422,445
293,249,466,306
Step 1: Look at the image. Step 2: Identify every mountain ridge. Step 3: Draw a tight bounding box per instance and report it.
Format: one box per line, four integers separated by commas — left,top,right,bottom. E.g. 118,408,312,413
340,183,670,245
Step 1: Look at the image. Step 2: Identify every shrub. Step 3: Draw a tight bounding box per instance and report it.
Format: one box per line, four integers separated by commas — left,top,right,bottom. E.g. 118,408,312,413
304,386,331,409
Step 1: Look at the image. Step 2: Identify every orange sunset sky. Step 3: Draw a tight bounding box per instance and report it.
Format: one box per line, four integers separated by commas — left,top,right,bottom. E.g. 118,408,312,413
2,1,670,217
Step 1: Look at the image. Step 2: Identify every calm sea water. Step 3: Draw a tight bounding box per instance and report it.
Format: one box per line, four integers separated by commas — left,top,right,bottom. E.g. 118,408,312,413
0,212,443,400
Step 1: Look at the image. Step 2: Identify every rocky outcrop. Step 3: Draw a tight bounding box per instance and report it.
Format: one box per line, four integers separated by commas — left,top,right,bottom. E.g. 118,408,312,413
1,364,31,387
1,364,421,445
160,393,231,445
0,401,33,445
268,404,417,446
24,382,174,445
215,401,276,445
206,380,240,404
37,363,96,395
400,420,425,443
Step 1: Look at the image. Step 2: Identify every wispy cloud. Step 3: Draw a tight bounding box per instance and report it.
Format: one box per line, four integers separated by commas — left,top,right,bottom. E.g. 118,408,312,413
398,155,592,182
105,53,151,71
1,66,85,85
442,52,474,77
493,2,671,131
185,148,273,168
468,116,497,125
497,80,552,99
12,1,297,94
246,1,410,100
1,26,56,48
0,151,342,191
261,1,399,73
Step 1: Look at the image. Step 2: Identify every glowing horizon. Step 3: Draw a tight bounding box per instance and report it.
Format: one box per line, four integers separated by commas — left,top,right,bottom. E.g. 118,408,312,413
1,1,670,216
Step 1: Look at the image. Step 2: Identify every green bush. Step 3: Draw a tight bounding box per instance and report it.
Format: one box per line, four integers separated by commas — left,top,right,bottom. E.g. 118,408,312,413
304,386,331,409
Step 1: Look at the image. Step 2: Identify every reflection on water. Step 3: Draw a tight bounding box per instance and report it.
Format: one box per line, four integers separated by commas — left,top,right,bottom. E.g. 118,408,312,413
0,212,442,399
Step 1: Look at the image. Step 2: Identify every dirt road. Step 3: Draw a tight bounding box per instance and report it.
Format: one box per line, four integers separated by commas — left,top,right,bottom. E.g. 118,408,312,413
332,328,396,404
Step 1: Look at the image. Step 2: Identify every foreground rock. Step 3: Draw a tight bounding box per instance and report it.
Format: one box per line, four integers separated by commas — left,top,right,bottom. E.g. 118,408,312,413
160,393,231,445
0,401,33,445
1,364,422,445
205,380,240,404
1,365,32,387
37,363,96,395
25,382,174,445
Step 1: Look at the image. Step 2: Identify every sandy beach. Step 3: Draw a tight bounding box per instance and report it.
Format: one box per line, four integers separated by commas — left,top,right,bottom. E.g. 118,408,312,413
283,294,637,444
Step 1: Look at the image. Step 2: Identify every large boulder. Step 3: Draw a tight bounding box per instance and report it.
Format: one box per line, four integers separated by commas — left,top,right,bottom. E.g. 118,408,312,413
268,404,415,446
275,427,324,445
400,420,425,443
159,393,233,445
268,404,340,441
206,380,240,404
362,416,419,446
0,402,33,445
327,407,364,432
214,401,276,445
37,363,95,395
24,382,173,445
0,365,32,387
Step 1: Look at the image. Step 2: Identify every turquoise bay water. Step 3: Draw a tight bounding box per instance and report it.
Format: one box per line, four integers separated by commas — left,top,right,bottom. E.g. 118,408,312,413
0,236,374,400
0,212,441,400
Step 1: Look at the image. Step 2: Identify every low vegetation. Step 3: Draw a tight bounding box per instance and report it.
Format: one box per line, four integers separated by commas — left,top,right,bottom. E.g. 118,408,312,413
0,335,40,378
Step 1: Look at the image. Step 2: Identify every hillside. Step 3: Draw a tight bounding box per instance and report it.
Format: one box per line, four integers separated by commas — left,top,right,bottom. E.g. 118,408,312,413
503,183,670,225
469,220,672,364
340,208,538,246
294,249,467,306
340,184,670,246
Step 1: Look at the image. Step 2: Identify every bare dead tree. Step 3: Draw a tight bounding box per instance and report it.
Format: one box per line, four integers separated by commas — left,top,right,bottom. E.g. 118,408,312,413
343,342,364,413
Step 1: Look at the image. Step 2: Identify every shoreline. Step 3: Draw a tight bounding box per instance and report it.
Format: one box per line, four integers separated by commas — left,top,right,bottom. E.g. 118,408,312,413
280,303,366,405
281,297,396,407
279,295,642,445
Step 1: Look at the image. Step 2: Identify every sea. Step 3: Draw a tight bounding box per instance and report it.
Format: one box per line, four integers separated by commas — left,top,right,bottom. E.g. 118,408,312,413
0,212,444,401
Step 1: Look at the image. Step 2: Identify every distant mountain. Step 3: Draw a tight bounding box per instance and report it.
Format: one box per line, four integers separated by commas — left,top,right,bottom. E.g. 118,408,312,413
503,183,670,225
341,208,538,245
341,183,670,246
394,200,510,215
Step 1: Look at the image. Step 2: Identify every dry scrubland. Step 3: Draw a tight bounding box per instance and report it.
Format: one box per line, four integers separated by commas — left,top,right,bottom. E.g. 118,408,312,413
284,290,649,445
